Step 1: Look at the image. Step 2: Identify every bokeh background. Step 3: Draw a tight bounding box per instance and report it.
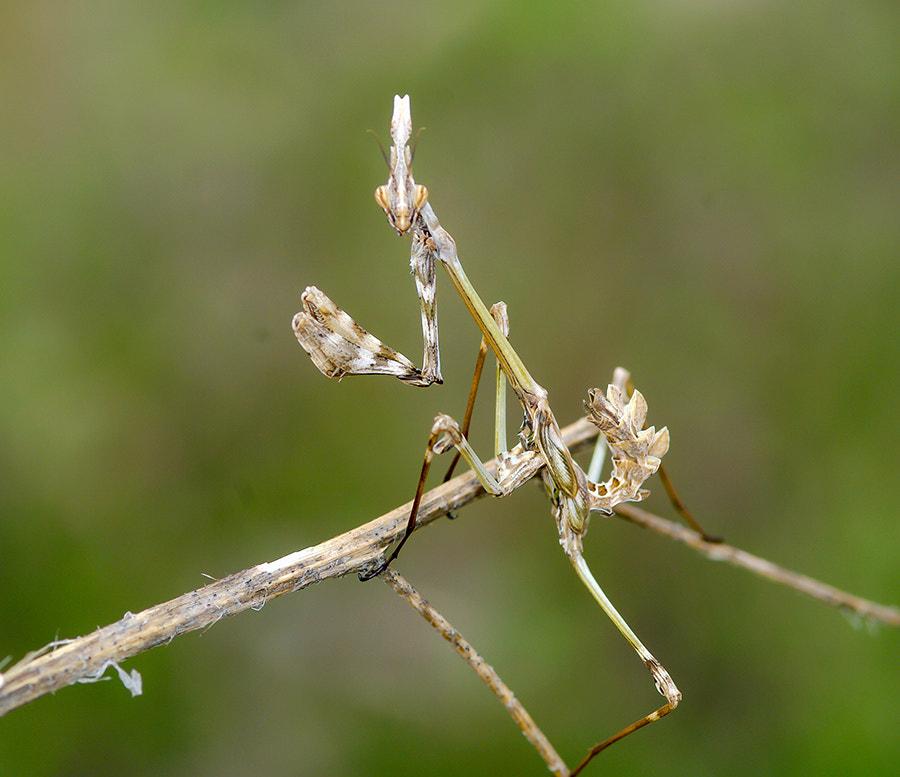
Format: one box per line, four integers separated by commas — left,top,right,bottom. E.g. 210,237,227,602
2,2,898,775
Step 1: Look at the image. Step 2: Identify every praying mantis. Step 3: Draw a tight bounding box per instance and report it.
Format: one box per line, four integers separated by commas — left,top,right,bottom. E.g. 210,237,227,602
293,95,678,773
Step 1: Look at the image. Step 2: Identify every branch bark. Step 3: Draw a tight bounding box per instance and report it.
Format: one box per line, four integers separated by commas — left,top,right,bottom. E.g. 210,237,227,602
0,417,596,716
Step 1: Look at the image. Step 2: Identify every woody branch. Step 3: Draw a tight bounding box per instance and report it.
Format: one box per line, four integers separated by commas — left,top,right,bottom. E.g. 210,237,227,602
1,416,897,718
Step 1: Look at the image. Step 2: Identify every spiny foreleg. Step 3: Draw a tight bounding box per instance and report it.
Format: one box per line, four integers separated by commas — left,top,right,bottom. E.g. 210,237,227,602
292,285,435,387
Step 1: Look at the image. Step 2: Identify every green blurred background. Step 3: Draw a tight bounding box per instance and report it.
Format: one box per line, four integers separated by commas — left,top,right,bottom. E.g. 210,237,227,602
2,1,898,775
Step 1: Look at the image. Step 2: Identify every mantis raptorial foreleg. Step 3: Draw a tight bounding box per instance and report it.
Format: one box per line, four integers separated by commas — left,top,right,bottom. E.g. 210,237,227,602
292,286,423,382
294,96,441,387
409,228,443,385
292,234,441,386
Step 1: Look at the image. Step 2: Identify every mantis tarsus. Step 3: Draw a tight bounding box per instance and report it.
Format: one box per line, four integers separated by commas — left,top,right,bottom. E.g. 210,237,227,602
293,95,678,774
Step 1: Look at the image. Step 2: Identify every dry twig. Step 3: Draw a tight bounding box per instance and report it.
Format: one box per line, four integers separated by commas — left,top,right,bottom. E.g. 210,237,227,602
0,417,592,716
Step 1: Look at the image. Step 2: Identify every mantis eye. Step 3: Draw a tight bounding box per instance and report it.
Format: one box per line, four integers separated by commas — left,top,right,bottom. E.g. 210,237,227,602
413,185,428,210
374,185,390,214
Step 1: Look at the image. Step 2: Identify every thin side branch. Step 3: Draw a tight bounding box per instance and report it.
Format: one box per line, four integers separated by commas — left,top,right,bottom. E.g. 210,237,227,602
614,503,900,627
380,568,568,776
